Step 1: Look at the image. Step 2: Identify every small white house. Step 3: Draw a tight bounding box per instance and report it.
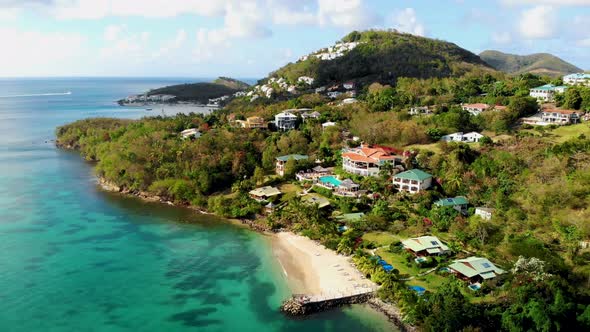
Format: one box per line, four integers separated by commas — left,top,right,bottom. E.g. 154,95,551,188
340,98,357,105
441,132,484,143
343,82,355,90
475,207,494,220
321,121,337,129
180,128,201,139
327,91,342,99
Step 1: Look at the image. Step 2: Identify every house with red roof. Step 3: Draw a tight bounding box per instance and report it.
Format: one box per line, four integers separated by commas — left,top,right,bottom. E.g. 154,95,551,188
341,145,404,177
541,109,582,125
462,103,490,116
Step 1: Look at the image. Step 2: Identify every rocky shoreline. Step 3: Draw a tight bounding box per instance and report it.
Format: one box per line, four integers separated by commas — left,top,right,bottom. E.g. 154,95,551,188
367,298,417,332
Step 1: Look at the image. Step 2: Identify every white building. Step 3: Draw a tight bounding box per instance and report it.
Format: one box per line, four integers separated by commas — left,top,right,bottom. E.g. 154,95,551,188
541,109,581,125
441,132,484,143
343,82,355,90
321,121,337,129
274,111,298,131
475,207,494,220
392,169,433,194
340,98,357,105
563,73,590,86
341,146,403,177
297,76,315,85
327,91,342,99
301,111,321,122
462,103,489,116
180,128,201,139
529,84,568,102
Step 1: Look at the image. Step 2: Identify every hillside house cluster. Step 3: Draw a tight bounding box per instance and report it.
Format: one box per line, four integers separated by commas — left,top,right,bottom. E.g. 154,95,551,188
341,145,405,177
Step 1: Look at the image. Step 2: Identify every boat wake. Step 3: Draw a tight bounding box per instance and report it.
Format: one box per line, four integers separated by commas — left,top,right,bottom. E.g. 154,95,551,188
0,91,72,98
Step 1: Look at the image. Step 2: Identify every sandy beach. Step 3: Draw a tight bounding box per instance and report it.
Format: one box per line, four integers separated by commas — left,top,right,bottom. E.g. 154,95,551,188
271,232,377,296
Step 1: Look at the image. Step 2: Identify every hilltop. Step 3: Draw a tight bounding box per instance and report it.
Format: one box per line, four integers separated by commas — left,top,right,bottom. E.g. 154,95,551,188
267,30,494,87
479,50,582,77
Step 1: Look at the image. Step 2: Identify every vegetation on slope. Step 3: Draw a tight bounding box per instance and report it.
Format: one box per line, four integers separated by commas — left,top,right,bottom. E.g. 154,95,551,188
269,30,495,86
147,77,247,103
480,50,582,77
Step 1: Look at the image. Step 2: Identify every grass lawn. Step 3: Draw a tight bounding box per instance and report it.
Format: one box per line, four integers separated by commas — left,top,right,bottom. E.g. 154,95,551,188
548,123,590,142
410,272,452,292
406,142,443,154
363,232,402,247
278,183,301,201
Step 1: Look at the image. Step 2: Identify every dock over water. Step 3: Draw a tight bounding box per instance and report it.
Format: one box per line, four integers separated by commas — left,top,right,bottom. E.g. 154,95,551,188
280,288,376,316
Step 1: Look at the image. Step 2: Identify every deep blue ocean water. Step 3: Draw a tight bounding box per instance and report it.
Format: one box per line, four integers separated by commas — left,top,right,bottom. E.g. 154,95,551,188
0,78,394,331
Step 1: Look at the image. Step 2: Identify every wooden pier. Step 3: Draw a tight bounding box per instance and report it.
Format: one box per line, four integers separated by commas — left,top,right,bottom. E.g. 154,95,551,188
280,288,376,316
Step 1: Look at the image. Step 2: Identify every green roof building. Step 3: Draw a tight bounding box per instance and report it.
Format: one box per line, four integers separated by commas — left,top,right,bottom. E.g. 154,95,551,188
393,169,433,194
449,256,505,282
435,196,469,213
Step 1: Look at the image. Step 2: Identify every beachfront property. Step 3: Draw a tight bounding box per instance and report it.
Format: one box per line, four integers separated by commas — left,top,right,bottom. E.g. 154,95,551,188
462,103,489,116
392,169,433,194
342,145,404,177
409,106,432,116
301,111,321,122
475,207,494,220
435,196,469,213
236,116,268,129
402,236,450,256
275,111,299,131
563,73,590,86
275,154,309,176
541,109,581,125
314,176,361,197
249,186,282,202
440,132,484,143
449,257,505,283
180,128,201,139
529,84,568,102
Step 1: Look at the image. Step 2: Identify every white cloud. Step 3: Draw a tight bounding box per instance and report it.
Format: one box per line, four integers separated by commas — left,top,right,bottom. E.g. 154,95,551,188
318,0,381,28
0,27,87,76
50,0,227,20
502,0,590,6
390,8,425,36
519,5,556,39
577,38,590,47
492,31,512,44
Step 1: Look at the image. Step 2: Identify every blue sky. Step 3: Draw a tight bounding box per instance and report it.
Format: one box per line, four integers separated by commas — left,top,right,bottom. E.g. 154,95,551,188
0,0,588,77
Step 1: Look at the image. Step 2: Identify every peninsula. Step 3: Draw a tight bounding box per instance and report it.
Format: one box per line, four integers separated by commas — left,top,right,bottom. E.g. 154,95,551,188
57,30,590,331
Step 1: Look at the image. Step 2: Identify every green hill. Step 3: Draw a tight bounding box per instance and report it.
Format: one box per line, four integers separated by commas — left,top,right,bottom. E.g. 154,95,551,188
479,50,582,77
147,77,248,103
268,30,495,86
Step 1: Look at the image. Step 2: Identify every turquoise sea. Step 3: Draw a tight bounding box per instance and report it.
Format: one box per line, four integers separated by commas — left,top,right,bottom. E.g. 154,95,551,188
0,78,395,331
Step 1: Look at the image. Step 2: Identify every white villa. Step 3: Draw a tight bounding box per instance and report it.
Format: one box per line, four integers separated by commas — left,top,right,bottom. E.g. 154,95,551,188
462,103,489,116
541,109,581,125
322,121,337,129
275,154,309,176
529,84,568,102
180,128,201,139
475,207,494,220
402,236,450,256
392,169,433,194
563,73,590,86
341,146,404,177
274,111,298,131
441,132,484,143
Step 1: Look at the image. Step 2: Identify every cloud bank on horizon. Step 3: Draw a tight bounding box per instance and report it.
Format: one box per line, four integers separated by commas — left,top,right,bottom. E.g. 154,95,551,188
0,0,588,77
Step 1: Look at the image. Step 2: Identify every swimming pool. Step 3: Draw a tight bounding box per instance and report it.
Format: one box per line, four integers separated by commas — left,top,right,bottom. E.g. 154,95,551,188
319,175,342,187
